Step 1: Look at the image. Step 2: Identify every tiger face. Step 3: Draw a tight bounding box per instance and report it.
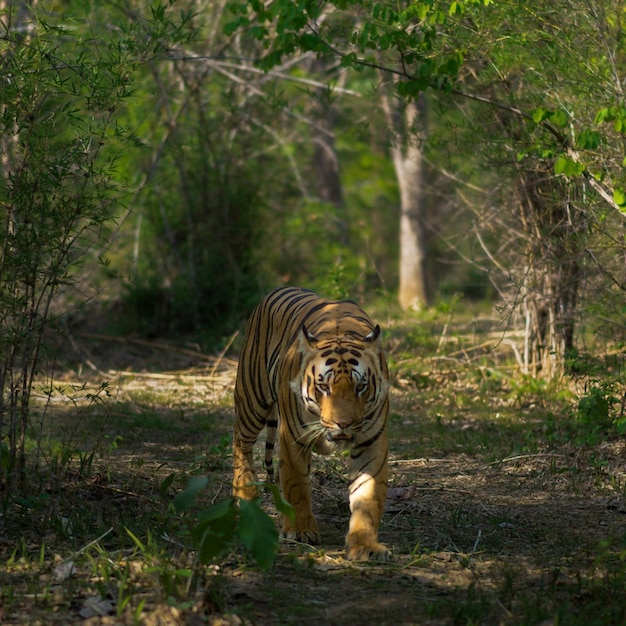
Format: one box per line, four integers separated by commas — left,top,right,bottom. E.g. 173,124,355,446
293,323,386,450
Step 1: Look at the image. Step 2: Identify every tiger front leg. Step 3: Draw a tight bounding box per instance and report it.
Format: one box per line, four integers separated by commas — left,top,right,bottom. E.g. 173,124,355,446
278,432,320,545
232,423,259,501
345,439,391,561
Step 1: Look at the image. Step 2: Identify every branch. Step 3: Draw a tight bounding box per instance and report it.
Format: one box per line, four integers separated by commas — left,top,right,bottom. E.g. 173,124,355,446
348,54,626,220
565,146,625,217
166,55,363,97
165,47,335,137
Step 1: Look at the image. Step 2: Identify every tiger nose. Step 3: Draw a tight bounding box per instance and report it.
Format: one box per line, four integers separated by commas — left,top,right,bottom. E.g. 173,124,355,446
334,418,351,429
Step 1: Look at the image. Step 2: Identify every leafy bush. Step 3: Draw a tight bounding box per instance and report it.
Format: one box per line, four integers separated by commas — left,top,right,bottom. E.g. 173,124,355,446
174,476,295,569
0,8,137,487
568,349,626,439
0,2,195,488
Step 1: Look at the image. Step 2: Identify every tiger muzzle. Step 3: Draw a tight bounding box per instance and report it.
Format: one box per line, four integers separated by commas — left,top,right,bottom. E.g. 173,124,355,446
320,404,361,442
318,377,365,442
325,428,353,442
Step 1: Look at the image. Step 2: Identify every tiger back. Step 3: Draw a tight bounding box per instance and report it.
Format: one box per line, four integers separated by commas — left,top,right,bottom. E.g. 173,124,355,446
232,287,390,561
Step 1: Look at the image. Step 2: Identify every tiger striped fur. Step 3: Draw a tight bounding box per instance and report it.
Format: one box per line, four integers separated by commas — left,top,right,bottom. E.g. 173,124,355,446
232,287,390,561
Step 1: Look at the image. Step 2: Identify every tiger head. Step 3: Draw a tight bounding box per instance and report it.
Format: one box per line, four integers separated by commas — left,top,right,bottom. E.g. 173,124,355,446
292,323,386,447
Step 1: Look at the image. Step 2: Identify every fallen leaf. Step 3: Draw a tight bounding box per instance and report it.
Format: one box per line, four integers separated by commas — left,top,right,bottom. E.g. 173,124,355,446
52,560,76,582
79,595,116,619
387,485,416,500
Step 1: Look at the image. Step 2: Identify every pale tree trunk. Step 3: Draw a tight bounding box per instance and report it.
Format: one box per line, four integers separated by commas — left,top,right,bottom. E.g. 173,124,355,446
397,135,428,311
381,88,429,310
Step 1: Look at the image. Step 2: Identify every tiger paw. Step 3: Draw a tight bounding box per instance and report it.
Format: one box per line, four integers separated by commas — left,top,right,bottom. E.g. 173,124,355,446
280,520,320,546
345,538,393,562
280,529,321,545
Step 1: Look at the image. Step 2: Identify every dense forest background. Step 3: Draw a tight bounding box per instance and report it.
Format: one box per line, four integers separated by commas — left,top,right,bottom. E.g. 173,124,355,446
2,0,626,478
3,3,626,623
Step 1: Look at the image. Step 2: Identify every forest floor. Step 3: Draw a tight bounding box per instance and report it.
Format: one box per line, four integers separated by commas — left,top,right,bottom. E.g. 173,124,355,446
1,308,626,625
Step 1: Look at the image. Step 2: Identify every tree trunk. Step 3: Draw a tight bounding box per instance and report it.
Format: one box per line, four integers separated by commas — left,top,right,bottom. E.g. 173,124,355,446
397,134,428,311
310,65,348,247
381,90,429,310
312,112,344,207
516,169,583,379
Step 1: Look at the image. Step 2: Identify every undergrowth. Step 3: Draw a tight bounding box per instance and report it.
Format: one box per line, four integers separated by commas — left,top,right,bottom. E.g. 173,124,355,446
1,305,625,624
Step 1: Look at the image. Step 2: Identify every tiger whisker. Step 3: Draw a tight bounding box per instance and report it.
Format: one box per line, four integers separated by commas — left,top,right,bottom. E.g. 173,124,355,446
297,422,326,453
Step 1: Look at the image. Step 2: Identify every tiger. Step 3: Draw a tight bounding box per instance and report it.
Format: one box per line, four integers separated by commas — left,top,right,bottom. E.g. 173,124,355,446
232,286,390,561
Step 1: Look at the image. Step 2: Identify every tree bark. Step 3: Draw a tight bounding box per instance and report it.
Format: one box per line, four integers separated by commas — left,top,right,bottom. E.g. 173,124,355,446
381,90,429,310
516,169,583,379
310,64,348,246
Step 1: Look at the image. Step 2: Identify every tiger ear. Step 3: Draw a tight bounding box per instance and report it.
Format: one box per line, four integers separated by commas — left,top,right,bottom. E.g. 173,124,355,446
364,325,380,343
302,323,319,347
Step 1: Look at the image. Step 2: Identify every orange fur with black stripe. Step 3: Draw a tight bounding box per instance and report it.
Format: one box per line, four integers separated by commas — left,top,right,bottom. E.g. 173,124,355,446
232,287,390,561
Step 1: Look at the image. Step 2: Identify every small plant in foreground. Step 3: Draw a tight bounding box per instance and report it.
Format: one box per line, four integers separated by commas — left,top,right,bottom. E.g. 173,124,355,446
174,476,294,569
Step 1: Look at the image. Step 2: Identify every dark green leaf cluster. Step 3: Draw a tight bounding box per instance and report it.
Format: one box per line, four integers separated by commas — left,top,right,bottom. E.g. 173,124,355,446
174,477,294,570
224,0,489,91
226,0,330,69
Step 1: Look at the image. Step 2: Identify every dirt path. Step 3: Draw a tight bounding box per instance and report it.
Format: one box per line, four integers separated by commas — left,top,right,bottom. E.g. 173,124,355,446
1,336,625,624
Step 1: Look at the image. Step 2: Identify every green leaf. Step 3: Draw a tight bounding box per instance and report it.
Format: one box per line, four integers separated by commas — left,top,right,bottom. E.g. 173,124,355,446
259,49,283,71
227,1,248,15
159,472,176,496
439,53,463,77
533,108,568,127
304,0,320,19
298,32,328,53
554,156,583,177
575,129,601,150
193,518,237,564
191,498,238,563
340,52,358,67
249,25,268,40
223,15,250,36
173,475,209,512
549,109,568,128
594,107,610,124
554,155,568,176
125,527,146,552
431,10,447,24
613,187,626,207
238,499,279,569
264,482,296,523
397,78,429,97
196,497,236,523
